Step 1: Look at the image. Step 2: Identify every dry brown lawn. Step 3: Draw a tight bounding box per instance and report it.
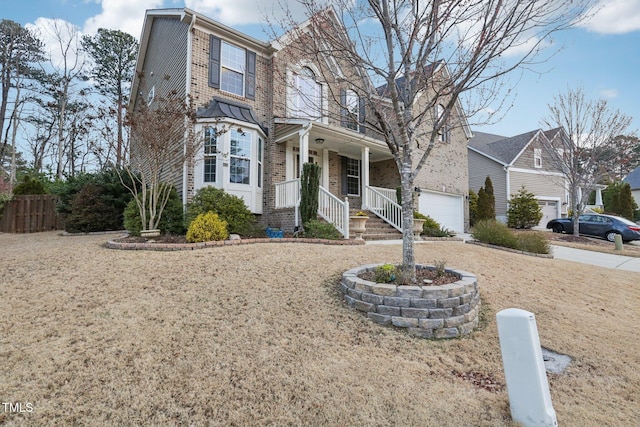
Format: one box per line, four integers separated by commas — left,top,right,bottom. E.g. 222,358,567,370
1,231,639,426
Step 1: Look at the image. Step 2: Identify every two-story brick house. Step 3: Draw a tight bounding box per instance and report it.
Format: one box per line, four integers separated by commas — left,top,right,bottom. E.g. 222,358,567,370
130,7,472,236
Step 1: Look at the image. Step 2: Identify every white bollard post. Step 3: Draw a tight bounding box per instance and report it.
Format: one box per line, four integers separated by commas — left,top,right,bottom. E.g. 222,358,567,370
496,308,558,427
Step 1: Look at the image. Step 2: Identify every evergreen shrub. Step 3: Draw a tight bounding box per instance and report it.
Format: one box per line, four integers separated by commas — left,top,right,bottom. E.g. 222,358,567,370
186,211,229,243
186,186,254,235
507,187,543,229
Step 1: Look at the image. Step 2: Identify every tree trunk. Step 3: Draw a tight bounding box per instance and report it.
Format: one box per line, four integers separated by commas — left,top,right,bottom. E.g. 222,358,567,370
117,91,123,167
400,165,415,283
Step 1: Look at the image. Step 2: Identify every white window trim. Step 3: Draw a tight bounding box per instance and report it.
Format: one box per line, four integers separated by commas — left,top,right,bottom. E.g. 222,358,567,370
220,41,246,97
346,157,361,196
534,148,542,168
286,63,327,123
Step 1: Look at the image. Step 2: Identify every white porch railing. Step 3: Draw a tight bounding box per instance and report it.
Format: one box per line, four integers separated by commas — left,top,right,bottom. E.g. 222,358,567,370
318,186,349,238
370,185,397,202
275,178,300,208
366,185,402,232
274,179,350,239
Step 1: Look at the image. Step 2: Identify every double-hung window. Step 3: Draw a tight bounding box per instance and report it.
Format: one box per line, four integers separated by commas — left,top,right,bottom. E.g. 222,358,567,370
209,36,256,99
346,158,360,196
203,127,218,183
293,67,322,119
534,148,542,168
344,89,359,131
230,129,251,184
221,42,246,96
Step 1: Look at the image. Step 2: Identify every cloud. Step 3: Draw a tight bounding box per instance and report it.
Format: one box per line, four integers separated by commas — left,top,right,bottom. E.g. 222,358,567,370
83,0,164,38
184,0,310,26
26,17,87,71
600,88,618,99
581,0,640,34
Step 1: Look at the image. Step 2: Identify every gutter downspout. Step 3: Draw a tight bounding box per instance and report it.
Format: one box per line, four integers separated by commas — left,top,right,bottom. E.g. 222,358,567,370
504,165,510,221
183,11,195,207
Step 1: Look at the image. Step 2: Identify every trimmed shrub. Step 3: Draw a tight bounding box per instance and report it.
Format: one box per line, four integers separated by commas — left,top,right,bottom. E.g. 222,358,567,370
473,220,550,254
54,168,136,232
186,186,255,235
303,219,342,240
12,176,47,195
186,211,228,243
64,183,123,233
507,187,543,229
300,162,320,225
124,186,184,236
472,220,518,249
516,232,550,254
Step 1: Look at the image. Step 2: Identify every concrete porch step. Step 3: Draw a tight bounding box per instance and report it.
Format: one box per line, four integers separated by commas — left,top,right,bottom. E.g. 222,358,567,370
349,209,402,241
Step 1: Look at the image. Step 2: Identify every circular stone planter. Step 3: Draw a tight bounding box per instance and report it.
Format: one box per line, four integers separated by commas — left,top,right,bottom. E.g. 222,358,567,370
341,264,480,339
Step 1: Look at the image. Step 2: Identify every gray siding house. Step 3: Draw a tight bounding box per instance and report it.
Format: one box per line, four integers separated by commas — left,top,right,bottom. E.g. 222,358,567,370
623,166,640,208
468,128,567,227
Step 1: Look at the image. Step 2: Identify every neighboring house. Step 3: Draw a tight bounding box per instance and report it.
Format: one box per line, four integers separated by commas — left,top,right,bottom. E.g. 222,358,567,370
623,166,640,208
130,7,472,236
468,128,567,227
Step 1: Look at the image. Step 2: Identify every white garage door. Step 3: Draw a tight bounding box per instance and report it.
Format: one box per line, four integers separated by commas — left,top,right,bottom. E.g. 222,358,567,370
418,191,464,233
537,200,558,228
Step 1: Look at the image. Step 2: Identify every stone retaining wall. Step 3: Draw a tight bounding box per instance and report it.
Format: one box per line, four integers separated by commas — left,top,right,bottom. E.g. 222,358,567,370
341,264,480,339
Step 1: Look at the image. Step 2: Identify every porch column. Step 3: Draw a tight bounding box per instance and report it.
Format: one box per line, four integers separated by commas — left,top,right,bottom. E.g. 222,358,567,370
361,146,370,209
322,148,329,189
595,188,603,207
299,131,309,177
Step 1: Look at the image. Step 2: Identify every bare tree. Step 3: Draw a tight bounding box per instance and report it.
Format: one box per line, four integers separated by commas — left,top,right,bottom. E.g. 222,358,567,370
0,19,44,161
36,20,87,179
540,86,633,236
269,0,595,281
122,75,201,234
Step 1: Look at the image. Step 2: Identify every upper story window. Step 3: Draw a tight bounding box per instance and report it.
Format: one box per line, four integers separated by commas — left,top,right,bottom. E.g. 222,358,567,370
534,148,542,168
221,42,246,96
342,89,359,131
436,104,450,143
292,67,322,119
209,35,256,100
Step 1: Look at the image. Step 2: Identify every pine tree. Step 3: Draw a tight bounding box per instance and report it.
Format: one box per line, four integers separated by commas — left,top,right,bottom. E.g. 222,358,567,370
476,176,496,222
619,183,635,220
484,176,496,220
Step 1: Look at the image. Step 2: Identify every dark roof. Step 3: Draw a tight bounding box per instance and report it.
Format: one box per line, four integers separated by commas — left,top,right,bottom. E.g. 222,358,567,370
468,129,539,165
375,61,441,99
623,166,640,190
196,97,267,134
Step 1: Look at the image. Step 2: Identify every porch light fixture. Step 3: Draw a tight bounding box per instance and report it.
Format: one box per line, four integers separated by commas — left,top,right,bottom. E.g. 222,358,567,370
315,138,325,144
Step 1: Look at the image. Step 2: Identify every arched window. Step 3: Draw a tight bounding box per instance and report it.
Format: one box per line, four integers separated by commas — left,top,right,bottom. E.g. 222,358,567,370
292,67,322,119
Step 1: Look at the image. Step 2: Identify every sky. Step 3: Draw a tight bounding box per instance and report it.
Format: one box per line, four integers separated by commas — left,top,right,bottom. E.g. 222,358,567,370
3,0,640,138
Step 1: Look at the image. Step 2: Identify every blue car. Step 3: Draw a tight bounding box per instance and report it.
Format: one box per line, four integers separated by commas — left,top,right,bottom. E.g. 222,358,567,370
546,213,640,242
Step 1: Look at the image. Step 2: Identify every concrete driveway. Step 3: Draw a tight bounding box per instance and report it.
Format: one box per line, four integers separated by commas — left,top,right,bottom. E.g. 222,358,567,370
551,245,640,272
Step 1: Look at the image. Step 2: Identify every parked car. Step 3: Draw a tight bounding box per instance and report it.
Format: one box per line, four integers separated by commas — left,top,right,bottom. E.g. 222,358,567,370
546,214,640,242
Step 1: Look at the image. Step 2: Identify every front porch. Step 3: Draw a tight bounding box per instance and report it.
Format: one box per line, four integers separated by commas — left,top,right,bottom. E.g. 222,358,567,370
272,119,403,238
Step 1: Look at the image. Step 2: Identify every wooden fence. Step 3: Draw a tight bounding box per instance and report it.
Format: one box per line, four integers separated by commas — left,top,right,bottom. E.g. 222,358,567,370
0,195,64,233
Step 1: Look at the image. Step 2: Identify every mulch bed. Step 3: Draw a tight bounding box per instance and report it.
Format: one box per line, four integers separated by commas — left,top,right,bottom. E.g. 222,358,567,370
358,268,459,286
